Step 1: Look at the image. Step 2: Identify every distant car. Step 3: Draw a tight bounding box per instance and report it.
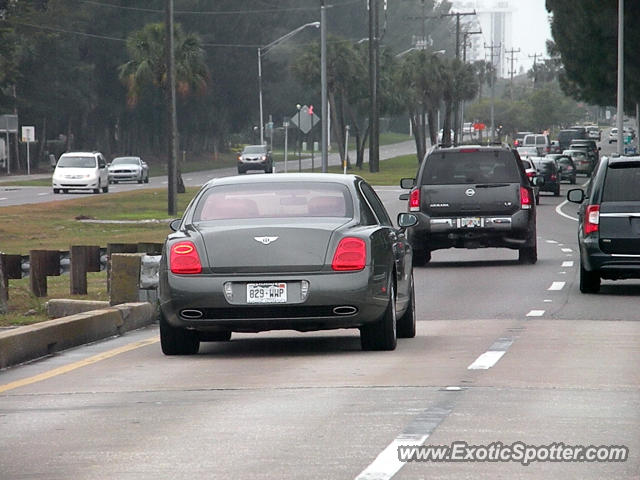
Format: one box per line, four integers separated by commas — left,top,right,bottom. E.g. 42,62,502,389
623,126,636,139
520,157,541,204
463,122,474,137
531,156,561,196
522,133,551,156
237,145,273,174
108,156,149,184
52,151,108,194
547,154,577,184
563,149,594,176
158,173,418,354
516,146,538,159
549,140,562,154
586,125,601,141
567,155,640,293
558,129,582,151
608,127,618,143
569,139,600,163
513,131,533,148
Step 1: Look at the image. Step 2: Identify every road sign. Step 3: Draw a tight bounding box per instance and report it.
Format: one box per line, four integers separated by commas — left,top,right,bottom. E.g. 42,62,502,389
291,105,319,134
0,114,18,133
21,126,35,143
473,122,486,131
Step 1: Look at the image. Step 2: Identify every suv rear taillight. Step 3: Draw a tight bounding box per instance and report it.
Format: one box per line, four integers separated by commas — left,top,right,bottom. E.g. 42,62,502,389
170,241,202,274
332,238,366,271
409,188,420,212
584,205,600,235
520,186,532,209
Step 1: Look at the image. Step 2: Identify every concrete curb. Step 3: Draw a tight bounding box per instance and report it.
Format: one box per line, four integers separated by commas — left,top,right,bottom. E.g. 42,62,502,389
0,302,156,369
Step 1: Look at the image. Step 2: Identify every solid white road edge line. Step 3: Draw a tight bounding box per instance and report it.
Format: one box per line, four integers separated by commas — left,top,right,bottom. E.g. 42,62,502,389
555,199,578,221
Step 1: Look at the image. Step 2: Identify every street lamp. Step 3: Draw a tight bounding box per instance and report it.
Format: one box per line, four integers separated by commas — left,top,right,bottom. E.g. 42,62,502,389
258,21,320,146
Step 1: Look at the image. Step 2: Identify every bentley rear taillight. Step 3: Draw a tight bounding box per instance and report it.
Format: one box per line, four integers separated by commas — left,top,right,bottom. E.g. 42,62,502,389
170,241,202,274
332,238,366,271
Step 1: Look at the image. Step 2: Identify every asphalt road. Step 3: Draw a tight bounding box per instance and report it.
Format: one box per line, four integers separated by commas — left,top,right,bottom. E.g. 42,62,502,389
0,136,638,479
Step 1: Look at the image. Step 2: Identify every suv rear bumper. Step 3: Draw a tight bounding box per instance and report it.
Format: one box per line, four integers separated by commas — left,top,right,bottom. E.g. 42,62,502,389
580,236,640,279
408,210,534,251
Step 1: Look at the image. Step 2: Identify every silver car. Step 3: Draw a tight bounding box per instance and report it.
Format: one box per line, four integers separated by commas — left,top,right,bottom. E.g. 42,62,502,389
108,156,149,184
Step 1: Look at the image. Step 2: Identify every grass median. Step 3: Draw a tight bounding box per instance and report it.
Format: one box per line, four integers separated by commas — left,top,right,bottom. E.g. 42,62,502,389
0,153,419,326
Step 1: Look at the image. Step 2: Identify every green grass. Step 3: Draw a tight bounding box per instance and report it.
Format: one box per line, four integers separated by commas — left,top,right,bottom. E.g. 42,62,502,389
304,153,420,185
0,273,108,327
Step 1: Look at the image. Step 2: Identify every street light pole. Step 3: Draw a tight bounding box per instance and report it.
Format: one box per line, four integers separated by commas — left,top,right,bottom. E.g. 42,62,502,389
258,22,320,149
616,0,624,153
258,47,264,145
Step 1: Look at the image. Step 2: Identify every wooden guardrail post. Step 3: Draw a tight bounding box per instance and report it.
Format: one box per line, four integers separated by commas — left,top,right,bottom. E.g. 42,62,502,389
0,254,22,309
70,245,101,295
29,250,60,297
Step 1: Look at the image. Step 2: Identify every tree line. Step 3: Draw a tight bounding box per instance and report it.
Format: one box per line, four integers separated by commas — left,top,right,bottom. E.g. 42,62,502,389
0,0,627,172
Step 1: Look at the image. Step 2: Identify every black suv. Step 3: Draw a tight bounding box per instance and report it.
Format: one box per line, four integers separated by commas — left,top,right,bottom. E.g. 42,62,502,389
400,145,540,265
567,155,640,293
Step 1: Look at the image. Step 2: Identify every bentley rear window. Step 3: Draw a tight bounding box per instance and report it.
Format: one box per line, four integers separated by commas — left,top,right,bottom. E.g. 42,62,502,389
194,182,354,220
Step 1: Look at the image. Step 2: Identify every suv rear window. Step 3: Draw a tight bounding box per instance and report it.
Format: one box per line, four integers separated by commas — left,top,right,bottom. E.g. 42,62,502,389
421,151,520,185
602,164,640,202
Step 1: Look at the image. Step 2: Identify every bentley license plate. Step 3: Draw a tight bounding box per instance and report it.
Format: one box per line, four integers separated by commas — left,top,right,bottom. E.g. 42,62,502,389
246,282,287,303
460,217,482,228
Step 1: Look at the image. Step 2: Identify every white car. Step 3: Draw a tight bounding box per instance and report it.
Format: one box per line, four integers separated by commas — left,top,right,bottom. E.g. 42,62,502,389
437,129,455,144
52,151,109,194
108,156,149,184
608,128,618,143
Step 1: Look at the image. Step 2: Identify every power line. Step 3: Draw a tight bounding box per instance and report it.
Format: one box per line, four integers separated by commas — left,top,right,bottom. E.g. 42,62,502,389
78,0,361,16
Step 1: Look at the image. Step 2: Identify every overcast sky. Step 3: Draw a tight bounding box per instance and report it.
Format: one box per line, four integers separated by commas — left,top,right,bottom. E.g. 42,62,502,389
512,0,553,71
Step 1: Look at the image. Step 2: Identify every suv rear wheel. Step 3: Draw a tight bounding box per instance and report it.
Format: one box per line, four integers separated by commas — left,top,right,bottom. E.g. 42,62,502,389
518,233,537,264
579,261,600,293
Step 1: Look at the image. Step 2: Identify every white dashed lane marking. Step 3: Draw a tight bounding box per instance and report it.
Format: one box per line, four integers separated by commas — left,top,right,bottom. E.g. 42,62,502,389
562,261,574,267
468,337,515,370
548,282,566,291
561,248,573,253
527,310,546,317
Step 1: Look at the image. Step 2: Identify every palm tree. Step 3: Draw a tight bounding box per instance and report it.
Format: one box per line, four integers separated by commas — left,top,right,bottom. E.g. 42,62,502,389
396,50,445,162
440,58,479,147
118,22,208,192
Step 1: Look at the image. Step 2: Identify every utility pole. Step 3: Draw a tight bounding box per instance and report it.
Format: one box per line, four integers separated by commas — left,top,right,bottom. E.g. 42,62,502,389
165,0,178,216
321,0,328,172
405,0,437,48
441,10,476,144
485,42,501,142
461,29,482,141
505,47,520,99
368,0,380,172
616,0,624,152
529,52,542,87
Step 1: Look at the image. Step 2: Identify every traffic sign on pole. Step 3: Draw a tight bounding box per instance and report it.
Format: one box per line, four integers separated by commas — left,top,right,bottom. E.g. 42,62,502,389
290,105,319,134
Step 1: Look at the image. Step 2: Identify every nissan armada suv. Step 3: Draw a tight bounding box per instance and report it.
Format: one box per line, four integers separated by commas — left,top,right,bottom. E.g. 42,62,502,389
400,145,540,265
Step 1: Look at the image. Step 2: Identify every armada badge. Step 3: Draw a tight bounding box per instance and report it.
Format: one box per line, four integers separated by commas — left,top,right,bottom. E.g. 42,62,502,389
465,188,476,197
254,236,279,245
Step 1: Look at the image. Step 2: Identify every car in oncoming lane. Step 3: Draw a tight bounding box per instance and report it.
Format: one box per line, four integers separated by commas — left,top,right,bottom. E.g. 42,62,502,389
158,173,418,354
237,144,273,174
52,151,108,194
568,155,640,293
108,156,149,184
